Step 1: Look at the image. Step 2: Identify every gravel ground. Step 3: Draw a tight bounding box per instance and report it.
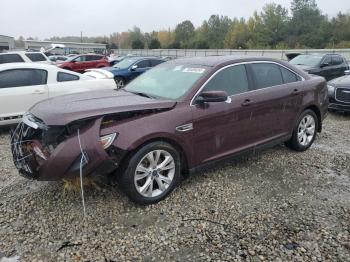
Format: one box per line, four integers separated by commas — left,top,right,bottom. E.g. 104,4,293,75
0,112,349,262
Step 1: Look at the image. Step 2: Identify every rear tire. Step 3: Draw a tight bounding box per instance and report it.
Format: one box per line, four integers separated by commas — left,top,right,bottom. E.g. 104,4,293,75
118,142,181,205
286,109,318,151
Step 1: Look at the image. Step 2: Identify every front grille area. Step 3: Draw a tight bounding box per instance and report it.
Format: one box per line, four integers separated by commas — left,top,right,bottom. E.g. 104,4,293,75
10,122,41,178
336,88,350,103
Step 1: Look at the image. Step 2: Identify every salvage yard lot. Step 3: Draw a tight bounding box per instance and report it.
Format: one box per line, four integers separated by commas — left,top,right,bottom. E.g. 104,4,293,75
0,113,349,261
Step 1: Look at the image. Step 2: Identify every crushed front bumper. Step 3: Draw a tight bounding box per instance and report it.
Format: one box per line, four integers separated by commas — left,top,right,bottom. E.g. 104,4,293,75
11,118,120,181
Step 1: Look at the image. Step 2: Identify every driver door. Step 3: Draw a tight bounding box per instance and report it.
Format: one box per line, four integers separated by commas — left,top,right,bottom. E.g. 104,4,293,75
191,64,256,166
130,60,151,80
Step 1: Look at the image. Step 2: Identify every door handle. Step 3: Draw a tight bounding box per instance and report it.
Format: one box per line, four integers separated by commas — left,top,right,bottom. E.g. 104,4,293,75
291,89,299,95
241,99,253,107
32,90,45,94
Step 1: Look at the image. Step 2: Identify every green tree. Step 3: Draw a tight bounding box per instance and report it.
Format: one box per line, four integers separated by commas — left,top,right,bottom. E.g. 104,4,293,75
225,19,250,49
128,26,145,49
288,0,329,48
205,15,232,48
175,20,195,48
131,39,144,49
329,12,350,47
260,3,289,48
149,38,161,49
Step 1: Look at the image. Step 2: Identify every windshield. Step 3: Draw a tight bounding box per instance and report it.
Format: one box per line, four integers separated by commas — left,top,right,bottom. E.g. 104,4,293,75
290,55,323,67
66,55,78,62
113,58,138,68
125,64,208,100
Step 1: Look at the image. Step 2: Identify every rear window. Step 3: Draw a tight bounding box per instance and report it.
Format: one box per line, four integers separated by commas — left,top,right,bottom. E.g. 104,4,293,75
0,54,25,64
25,53,47,62
250,63,283,89
332,56,343,66
57,72,80,82
151,60,164,67
280,67,300,83
0,69,47,88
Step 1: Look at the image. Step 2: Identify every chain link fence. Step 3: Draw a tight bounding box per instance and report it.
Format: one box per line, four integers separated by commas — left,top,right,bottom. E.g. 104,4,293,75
112,48,350,61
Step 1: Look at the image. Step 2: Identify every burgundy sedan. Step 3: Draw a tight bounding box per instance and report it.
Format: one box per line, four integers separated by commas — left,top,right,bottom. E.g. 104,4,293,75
11,56,329,204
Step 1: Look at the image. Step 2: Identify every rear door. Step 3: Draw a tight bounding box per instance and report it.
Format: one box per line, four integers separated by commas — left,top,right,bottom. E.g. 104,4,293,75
246,62,303,144
0,69,49,120
331,55,346,78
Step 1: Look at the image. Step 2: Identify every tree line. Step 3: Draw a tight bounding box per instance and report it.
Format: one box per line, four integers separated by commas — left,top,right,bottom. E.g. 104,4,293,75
16,0,350,50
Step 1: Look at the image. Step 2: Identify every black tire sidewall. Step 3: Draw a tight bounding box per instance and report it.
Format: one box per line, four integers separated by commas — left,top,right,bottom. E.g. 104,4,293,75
120,142,181,205
114,77,125,88
291,109,318,151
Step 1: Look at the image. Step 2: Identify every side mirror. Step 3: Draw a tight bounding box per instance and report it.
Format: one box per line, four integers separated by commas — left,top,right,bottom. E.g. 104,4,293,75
320,62,329,68
345,70,350,75
71,60,76,63
195,91,228,104
130,65,138,71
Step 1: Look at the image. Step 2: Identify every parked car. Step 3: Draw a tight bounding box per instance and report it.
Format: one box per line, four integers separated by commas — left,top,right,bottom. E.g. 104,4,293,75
0,63,116,126
0,51,52,65
327,70,350,112
102,57,165,88
289,53,349,81
11,56,328,204
48,55,68,63
58,54,110,73
108,55,136,66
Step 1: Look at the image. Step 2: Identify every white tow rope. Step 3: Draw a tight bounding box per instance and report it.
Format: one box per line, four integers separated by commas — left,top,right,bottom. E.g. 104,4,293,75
77,129,87,218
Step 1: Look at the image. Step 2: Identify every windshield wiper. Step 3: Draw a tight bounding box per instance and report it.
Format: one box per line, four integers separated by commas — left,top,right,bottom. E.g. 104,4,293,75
123,89,156,99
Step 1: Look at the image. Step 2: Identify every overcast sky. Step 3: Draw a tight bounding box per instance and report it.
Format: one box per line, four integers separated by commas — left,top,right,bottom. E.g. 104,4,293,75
1,0,349,39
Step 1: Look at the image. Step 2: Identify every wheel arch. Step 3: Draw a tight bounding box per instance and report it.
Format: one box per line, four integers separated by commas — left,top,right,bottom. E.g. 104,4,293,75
121,137,190,175
303,105,322,132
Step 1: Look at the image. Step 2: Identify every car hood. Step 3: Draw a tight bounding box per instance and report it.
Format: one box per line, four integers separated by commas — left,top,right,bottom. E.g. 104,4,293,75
329,75,350,87
102,66,128,74
29,90,176,126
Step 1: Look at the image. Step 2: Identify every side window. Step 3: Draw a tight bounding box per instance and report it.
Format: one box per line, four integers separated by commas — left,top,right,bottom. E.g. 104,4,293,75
74,56,86,62
250,63,283,89
0,69,47,88
57,72,80,82
331,56,343,66
280,66,300,83
150,60,164,67
322,56,332,65
0,54,25,64
202,64,249,96
94,55,103,60
136,60,150,69
25,53,47,62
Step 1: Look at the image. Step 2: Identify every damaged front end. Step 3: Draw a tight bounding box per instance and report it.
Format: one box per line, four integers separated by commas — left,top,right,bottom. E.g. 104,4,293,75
11,113,124,181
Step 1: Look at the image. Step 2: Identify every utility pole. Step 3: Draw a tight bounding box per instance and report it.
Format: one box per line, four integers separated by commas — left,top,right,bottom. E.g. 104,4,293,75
80,31,83,43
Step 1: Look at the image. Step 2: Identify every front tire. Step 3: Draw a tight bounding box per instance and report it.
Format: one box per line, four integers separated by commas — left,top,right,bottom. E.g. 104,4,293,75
286,109,318,151
119,142,181,205
114,77,125,89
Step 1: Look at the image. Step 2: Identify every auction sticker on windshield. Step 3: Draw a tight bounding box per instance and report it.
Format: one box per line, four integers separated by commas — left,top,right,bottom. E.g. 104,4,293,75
182,68,206,74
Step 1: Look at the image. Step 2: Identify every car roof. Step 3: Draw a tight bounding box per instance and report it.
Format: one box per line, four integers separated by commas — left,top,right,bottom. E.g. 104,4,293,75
0,62,58,71
167,56,286,67
0,51,45,55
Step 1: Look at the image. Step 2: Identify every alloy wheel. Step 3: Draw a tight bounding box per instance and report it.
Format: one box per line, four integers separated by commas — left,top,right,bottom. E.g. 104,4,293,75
134,150,175,198
297,114,316,146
